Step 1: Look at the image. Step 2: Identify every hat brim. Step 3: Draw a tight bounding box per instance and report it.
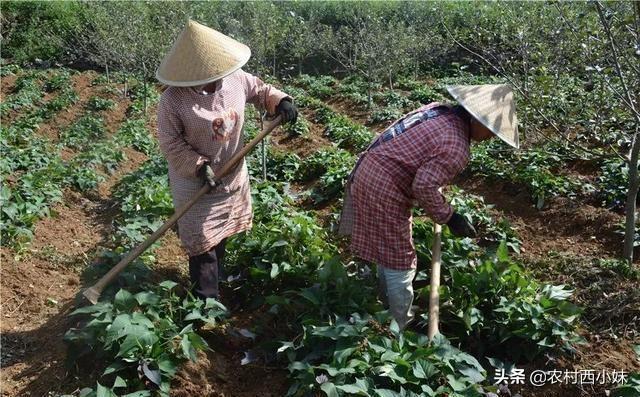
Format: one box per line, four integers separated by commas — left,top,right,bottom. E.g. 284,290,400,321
447,85,519,149
156,47,251,87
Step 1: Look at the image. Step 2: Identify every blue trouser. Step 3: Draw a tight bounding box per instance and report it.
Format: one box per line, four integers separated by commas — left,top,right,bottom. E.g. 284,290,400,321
377,266,416,330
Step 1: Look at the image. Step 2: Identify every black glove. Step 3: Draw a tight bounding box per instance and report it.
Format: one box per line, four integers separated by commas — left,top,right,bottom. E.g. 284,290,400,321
276,99,298,124
197,162,217,188
446,212,477,238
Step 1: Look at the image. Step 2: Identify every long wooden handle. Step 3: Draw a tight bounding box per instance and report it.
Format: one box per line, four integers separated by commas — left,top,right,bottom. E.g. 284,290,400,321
427,222,442,340
83,116,282,304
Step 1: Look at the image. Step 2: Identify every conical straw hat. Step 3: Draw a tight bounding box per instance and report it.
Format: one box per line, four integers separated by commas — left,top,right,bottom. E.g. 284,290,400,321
446,84,519,149
156,20,251,86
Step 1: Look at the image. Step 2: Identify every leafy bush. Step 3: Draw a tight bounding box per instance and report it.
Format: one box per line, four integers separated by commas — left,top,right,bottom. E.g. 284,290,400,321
312,154,356,203
265,150,302,182
295,148,354,182
284,313,488,397
116,118,157,155
415,241,583,361
112,155,172,246
283,115,311,138
293,74,336,99
44,69,72,92
373,90,414,109
369,105,403,123
0,73,43,116
228,183,334,283
323,114,374,152
59,115,107,149
469,140,584,208
0,123,66,247
64,281,227,396
597,159,629,210
409,86,445,104
447,187,521,253
86,96,116,112
0,1,83,63
128,82,161,117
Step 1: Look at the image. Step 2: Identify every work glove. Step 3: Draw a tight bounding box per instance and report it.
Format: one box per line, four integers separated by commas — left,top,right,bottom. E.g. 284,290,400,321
446,212,477,238
276,99,298,124
198,162,217,188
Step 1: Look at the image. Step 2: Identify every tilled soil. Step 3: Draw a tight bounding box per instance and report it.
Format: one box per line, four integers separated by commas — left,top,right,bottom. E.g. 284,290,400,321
2,72,638,397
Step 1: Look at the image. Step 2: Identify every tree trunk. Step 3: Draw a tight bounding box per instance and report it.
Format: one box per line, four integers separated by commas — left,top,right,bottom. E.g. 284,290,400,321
142,62,148,117
272,52,276,78
143,78,148,117
298,55,302,76
105,63,110,83
623,129,640,263
261,138,267,181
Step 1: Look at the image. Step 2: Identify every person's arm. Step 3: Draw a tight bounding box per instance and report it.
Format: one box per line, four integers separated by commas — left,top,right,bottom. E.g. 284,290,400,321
239,69,291,115
411,142,468,225
157,93,208,179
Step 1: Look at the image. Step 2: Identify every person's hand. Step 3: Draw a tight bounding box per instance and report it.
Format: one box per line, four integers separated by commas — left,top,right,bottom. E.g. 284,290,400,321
445,212,477,238
198,162,217,188
276,99,298,124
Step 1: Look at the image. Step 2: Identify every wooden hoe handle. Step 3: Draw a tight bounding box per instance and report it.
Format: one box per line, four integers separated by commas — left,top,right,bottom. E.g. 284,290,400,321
82,116,282,304
427,219,443,340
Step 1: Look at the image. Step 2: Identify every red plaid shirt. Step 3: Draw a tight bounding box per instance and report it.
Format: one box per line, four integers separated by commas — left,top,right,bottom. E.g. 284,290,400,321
342,103,470,269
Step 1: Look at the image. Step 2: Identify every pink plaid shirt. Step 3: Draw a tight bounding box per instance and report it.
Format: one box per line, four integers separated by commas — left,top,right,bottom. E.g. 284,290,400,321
343,103,470,270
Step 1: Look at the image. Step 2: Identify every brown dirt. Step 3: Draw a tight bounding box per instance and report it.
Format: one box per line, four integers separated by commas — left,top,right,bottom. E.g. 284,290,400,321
269,107,334,158
37,72,97,142
513,336,640,396
1,74,18,98
0,187,111,396
453,175,639,396
0,71,148,395
96,147,149,198
325,96,389,133
458,177,625,259
3,70,639,396
171,350,288,397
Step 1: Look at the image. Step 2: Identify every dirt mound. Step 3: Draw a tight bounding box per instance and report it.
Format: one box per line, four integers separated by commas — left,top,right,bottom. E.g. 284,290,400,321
269,109,333,158
459,177,625,259
38,72,98,142
172,344,288,397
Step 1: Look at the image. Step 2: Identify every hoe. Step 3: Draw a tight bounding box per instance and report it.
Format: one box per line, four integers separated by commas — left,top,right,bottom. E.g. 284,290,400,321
82,116,282,304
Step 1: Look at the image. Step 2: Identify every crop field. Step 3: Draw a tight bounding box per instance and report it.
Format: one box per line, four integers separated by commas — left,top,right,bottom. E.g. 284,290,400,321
1,2,639,397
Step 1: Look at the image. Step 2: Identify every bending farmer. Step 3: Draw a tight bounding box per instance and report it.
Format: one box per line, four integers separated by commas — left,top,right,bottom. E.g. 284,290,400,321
339,85,519,330
156,20,297,301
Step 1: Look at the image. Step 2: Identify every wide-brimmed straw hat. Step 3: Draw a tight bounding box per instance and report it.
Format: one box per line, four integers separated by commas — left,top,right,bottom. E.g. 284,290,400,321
446,84,519,149
156,20,251,87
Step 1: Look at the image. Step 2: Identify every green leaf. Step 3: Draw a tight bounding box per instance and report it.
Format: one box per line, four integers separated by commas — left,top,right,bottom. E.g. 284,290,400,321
496,241,509,262
96,383,116,397
113,376,127,388
121,392,152,397
270,263,280,279
159,280,178,290
114,289,135,310
103,361,127,376
320,382,339,397
413,359,437,380
374,389,402,397
181,334,197,361
134,291,160,306
446,374,469,392
336,383,370,396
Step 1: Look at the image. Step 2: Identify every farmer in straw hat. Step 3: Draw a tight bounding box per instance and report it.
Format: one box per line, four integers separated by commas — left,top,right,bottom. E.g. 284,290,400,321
339,84,519,330
156,20,297,301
